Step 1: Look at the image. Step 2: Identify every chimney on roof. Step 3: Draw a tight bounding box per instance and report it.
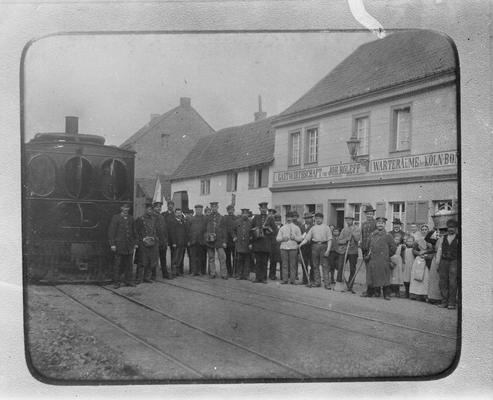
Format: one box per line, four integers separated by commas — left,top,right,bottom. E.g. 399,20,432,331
150,113,160,122
254,95,267,121
65,116,78,135
180,97,191,108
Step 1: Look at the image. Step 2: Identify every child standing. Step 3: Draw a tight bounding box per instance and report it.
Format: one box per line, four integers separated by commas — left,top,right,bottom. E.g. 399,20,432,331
402,235,416,298
389,234,404,297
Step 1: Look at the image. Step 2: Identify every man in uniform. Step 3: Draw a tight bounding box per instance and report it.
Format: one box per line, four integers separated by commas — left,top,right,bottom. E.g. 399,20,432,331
204,201,228,279
189,204,207,276
223,205,237,277
300,212,314,284
152,201,169,280
338,215,361,293
108,203,137,288
161,200,175,278
438,219,459,310
168,208,189,278
269,214,282,280
250,202,277,283
135,200,160,283
233,208,252,280
365,216,397,300
360,204,379,297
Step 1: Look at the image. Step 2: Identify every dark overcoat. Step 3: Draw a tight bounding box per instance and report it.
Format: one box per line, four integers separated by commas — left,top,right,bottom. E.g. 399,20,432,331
250,214,276,253
367,229,397,287
108,214,137,255
234,218,252,254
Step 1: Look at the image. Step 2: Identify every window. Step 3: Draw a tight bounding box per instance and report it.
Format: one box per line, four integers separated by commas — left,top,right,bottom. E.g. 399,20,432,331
28,155,56,196
226,172,238,192
392,106,411,151
434,200,453,212
101,159,128,200
65,156,93,199
200,179,210,195
351,203,362,226
306,127,319,163
355,116,369,155
391,202,406,225
248,166,269,189
289,131,301,166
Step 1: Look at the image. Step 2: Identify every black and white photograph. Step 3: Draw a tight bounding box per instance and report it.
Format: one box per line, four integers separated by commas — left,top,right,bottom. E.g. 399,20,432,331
22,26,459,382
1,0,492,398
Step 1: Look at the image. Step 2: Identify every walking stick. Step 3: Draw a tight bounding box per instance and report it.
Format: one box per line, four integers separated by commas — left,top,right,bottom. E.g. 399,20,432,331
347,256,365,290
298,246,311,286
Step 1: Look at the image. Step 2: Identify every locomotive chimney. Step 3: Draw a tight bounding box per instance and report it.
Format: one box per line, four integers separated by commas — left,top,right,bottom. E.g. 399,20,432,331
65,116,79,135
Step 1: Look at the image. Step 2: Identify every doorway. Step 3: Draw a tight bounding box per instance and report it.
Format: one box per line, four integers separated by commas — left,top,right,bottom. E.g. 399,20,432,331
329,201,346,229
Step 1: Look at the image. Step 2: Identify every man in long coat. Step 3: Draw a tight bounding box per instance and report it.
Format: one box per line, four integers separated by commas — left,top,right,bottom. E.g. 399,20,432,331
360,204,378,297
108,203,137,288
233,208,253,280
189,205,207,276
365,216,397,300
250,202,277,283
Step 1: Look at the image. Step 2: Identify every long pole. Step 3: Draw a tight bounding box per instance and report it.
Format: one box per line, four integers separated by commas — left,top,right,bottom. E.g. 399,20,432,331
298,246,311,286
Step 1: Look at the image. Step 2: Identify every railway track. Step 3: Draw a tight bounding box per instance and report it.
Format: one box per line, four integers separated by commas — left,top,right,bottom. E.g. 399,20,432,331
183,275,457,340
53,284,310,380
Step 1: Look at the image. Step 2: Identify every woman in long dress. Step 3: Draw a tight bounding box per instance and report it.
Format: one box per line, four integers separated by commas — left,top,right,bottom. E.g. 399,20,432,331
409,237,430,301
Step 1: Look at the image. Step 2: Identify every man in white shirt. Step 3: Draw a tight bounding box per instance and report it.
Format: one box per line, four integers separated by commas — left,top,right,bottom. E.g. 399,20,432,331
299,212,333,288
276,211,303,284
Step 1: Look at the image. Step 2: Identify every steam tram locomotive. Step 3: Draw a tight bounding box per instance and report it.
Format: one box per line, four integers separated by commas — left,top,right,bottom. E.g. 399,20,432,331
23,117,135,283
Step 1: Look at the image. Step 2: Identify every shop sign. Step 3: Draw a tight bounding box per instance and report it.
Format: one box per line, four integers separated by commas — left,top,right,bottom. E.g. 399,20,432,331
371,151,457,173
273,162,362,183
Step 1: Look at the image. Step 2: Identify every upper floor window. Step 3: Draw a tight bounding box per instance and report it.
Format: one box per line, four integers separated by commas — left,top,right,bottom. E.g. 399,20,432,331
200,179,210,195
392,106,411,151
289,131,301,166
248,166,269,189
306,127,319,163
226,172,238,192
355,116,369,155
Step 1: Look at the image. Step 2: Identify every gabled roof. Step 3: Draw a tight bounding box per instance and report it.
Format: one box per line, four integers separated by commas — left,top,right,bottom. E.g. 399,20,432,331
120,104,215,149
279,30,456,118
172,116,276,181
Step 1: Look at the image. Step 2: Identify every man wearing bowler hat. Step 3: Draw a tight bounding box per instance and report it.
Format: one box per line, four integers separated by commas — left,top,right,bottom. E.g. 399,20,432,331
250,202,276,283
338,215,361,293
108,203,137,288
365,216,397,300
360,204,379,297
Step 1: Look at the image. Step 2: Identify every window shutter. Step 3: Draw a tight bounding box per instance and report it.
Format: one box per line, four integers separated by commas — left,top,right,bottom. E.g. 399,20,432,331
248,169,254,189
261,166,269,187
226,173,232,192
376,202,386,219
406,201,416,224
416,201,429,224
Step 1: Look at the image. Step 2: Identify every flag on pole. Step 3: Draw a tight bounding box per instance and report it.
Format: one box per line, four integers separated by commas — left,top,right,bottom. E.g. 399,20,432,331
152,176,162,204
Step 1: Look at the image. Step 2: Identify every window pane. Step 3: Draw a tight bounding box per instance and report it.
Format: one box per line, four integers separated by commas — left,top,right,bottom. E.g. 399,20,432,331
28,155,56,196
65,157,93,199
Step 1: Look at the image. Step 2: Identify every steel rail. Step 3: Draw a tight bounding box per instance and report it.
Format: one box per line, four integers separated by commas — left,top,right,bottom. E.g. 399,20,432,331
183,275,457,341
53,285,204,378
99,286,310,379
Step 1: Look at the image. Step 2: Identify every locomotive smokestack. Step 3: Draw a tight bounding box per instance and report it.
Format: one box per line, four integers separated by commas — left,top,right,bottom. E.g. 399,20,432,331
65,116,79,135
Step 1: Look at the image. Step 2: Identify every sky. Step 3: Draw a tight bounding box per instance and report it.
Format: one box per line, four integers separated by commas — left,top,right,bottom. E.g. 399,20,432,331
23,31,375,146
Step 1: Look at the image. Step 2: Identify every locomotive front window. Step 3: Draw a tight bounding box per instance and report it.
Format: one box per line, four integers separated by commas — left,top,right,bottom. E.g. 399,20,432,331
28,155,56,196
101,159,127,200
65,156,93,199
